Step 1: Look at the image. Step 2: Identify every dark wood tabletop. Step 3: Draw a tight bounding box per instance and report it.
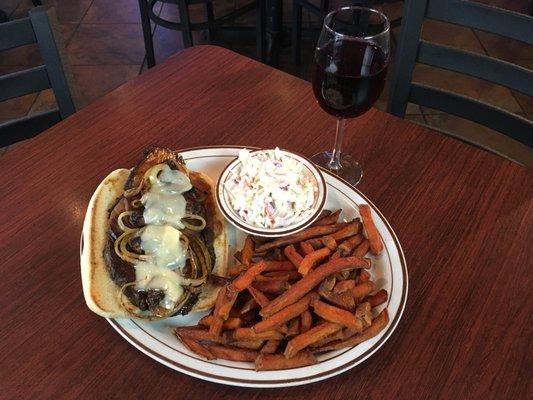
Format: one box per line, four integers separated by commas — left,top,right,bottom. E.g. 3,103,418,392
0,45,531,400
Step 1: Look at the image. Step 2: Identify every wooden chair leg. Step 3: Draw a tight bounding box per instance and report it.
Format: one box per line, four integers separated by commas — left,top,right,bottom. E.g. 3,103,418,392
177,0,193,47
292,0,302,65
138,0,156,68
257,0,266,62
205,1,216,41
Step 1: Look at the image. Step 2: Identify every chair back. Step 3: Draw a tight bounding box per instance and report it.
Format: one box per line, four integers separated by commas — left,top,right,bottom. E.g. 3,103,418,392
0,7,77,146
388,0,533,148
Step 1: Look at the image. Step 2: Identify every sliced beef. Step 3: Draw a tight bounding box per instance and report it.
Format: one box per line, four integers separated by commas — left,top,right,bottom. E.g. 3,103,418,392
105,148,217,316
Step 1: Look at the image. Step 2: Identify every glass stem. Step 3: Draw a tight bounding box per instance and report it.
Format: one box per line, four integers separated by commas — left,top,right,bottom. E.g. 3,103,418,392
329,118,346,171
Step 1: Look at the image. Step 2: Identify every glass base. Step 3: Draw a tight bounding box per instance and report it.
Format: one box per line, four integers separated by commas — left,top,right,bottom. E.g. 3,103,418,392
311,151,363,186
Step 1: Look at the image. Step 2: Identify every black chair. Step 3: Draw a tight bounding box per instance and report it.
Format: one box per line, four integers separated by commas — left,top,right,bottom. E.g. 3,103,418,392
139,0,267,68
388,0,533,150
292,0,402,64
0,7,77,147
0,2,42,23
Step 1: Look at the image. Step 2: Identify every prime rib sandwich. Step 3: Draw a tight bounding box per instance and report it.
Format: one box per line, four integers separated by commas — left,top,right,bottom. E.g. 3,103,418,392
81,147,228,319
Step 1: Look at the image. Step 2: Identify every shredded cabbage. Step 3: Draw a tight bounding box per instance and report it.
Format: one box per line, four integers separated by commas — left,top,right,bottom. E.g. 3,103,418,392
225,148,318,228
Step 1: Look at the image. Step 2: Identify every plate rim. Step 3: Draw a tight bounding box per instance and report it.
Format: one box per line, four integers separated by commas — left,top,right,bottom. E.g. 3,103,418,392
99,145,407,387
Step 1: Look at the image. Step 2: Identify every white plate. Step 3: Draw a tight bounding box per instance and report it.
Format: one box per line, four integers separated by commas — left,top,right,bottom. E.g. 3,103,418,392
92,146,407,388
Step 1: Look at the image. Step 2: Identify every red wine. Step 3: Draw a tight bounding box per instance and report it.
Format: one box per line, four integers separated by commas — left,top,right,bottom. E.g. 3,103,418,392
312,40,388,118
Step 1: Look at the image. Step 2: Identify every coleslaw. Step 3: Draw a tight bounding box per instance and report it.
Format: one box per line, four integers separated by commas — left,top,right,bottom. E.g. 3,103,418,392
224,148,318,228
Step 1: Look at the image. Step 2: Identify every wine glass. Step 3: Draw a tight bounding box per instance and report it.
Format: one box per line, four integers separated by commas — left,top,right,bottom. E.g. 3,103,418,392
311,6,390,185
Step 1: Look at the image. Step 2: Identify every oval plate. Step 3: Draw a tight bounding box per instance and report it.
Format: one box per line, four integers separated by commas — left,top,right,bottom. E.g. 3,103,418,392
89,146,407,388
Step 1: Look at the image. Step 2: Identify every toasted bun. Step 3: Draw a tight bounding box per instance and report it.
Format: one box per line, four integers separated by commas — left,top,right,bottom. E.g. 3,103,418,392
81,168,228,318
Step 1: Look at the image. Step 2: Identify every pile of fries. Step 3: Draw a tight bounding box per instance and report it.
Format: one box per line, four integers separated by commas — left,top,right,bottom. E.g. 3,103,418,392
174,206,389,371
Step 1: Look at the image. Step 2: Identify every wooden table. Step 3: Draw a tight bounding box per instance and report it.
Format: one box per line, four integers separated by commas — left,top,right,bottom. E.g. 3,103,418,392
0,46,530,399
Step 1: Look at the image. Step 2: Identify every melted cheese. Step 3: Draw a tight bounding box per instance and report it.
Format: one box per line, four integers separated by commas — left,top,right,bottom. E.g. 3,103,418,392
135,261,185,309
141,165,192,228
140,225,188,269
133,164,193,310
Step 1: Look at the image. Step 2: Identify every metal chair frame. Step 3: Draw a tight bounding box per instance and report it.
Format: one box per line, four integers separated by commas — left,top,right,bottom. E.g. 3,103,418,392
291,0,402,64
139,0,267,67
388,0,533,148
0,7,77,146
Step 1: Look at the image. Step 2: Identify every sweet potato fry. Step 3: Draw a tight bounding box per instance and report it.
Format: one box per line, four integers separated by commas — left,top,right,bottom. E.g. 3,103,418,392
208,345,258,362
266,248,286,261
247,286,270,308
253,279,290,294
287,318,300,337
312,209,332,223
313,209,341,226
251,235,271,244
313,309,389,352
265,270,301,281
262,260,296,271
352,239,370,257
199,316,243,330
355,302,373,328
260,339,281,354
253,293,317,333
330,220,362,241
179,336,215,360
305,237,323,249
341,327,360,340
241,236,255,266
240,298,258,315
300,241,315,256
256,350,317,371
231,340,264,350
283,245,303,269
333,279,356,294
209,286,238,336
320,235,337,251
307,235,341,251
277,323,289,335
300,310,313,333
350,281,376,299
318,288,356,311
214,285,239,320
365,289,388,307
298,247,331,275
261,257,370,317
227,264,247,276
334,270,352,280
359,204,383,255
309,330,345,347
174,327,227,344
319,275,336,292
355,301,371,317
229,261,267,292
337,234,363,256
358,270,371,283
209,316,224,337
311,299,363,332
284,322,343,358
254,223,348,252
233,251,242,263
255,274,289,283
233,327,284,341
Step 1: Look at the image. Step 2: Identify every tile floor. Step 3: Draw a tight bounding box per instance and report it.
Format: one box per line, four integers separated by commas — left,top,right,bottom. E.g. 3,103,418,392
1,0,531,165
